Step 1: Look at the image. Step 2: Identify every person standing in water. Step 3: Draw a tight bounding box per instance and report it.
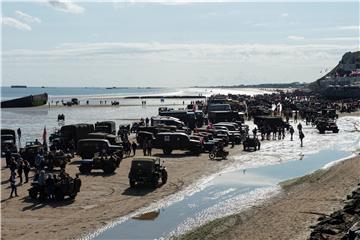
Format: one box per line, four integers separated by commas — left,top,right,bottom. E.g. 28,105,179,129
299,130,305,147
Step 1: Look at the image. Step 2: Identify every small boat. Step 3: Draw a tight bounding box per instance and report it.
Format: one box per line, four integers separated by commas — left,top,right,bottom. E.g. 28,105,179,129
10,85,27,88
1,93,48,108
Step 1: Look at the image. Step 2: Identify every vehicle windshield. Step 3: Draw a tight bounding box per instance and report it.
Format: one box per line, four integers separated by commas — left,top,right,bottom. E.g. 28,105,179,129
131,160,154,170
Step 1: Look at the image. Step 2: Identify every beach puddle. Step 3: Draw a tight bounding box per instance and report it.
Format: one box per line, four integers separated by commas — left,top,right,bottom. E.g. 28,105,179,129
132,210,160,221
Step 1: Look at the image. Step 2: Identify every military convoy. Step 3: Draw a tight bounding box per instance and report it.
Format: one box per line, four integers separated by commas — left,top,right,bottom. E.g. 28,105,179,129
128,157,167,188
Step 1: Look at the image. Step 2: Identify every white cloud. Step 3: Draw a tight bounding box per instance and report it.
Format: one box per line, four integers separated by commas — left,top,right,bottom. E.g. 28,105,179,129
15,10,41,24
288,35,305,41
337,25,360,31
3,42,355,63
48,0,85,14
281,13,289,17
1,17,32,31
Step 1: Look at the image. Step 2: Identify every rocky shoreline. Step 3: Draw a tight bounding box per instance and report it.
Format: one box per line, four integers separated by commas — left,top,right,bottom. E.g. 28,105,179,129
309,184,360,240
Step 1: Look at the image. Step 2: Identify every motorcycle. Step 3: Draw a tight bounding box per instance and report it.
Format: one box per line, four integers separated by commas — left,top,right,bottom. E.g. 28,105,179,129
209,147,229,160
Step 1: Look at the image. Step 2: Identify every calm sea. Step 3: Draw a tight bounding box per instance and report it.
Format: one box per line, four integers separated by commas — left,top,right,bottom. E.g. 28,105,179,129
1,87,166,101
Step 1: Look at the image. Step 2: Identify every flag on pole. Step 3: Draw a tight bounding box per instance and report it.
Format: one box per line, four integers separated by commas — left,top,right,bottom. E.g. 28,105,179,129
43,126,47,144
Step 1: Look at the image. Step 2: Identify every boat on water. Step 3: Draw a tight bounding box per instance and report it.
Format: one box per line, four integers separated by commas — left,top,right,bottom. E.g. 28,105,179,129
10,85,27,88
1,93,48,108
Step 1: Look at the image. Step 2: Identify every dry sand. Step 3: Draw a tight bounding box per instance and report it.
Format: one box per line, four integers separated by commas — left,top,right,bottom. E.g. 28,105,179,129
1,146,241,240
176,155,360,240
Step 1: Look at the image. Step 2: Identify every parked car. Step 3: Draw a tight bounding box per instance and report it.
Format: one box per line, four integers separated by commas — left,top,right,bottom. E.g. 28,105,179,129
128,157,167,188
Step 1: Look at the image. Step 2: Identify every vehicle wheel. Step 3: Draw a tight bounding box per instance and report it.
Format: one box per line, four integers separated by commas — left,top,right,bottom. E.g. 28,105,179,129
161,171,168,185
55,189,64,201
163,148,172,155
151,178,158,188
129,179,136,188
103,162,116,174
79,164,92,174
333,129,339,133
243,145,247,151
69,192,77,199
319,130,325,134
29,188,38,200
209,152,215,160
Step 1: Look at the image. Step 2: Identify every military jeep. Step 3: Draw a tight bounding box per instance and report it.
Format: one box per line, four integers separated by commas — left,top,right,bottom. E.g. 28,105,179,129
45,150,72,171
243,136,261,151
128,157,168,188
316,119,339,134
78,152,121,174
28,174,81,201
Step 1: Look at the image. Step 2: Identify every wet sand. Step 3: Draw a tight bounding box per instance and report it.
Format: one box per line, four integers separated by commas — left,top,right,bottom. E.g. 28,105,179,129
1,146,241,240
175,154,360,240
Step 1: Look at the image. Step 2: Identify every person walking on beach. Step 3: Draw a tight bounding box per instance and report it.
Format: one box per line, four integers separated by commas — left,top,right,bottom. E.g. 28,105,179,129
252,127,257,138
145,117,149,126
17,159,24,184
299,130,305,147
297,122,302,132
17,128,21,148
143,141,148,156
9,171,18,198
147,139,152,156
294,111,298,123
23,159,30,183
289,126,295,141
5,147,11,168
132,142,137,156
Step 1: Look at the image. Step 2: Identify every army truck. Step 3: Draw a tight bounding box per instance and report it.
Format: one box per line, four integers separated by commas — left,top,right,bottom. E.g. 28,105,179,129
128,157,167,188
77,139,123,159
153,132,202,155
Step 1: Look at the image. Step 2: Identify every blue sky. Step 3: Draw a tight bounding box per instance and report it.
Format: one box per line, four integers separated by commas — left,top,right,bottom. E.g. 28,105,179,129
2,1,359,87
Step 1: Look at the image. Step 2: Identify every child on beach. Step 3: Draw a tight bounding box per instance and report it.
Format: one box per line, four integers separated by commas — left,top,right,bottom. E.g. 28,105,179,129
9,172,18,198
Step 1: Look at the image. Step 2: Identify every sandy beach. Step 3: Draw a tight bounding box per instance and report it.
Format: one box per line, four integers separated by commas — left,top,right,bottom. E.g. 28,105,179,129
175,154,360,240
1,146,241,240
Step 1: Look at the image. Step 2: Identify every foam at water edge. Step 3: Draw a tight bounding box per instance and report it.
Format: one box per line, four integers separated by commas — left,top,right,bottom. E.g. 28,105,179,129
322,153,358,170
167,186,281,239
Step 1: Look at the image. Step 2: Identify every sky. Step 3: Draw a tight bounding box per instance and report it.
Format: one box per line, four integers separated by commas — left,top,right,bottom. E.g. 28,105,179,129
1,1,359,87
